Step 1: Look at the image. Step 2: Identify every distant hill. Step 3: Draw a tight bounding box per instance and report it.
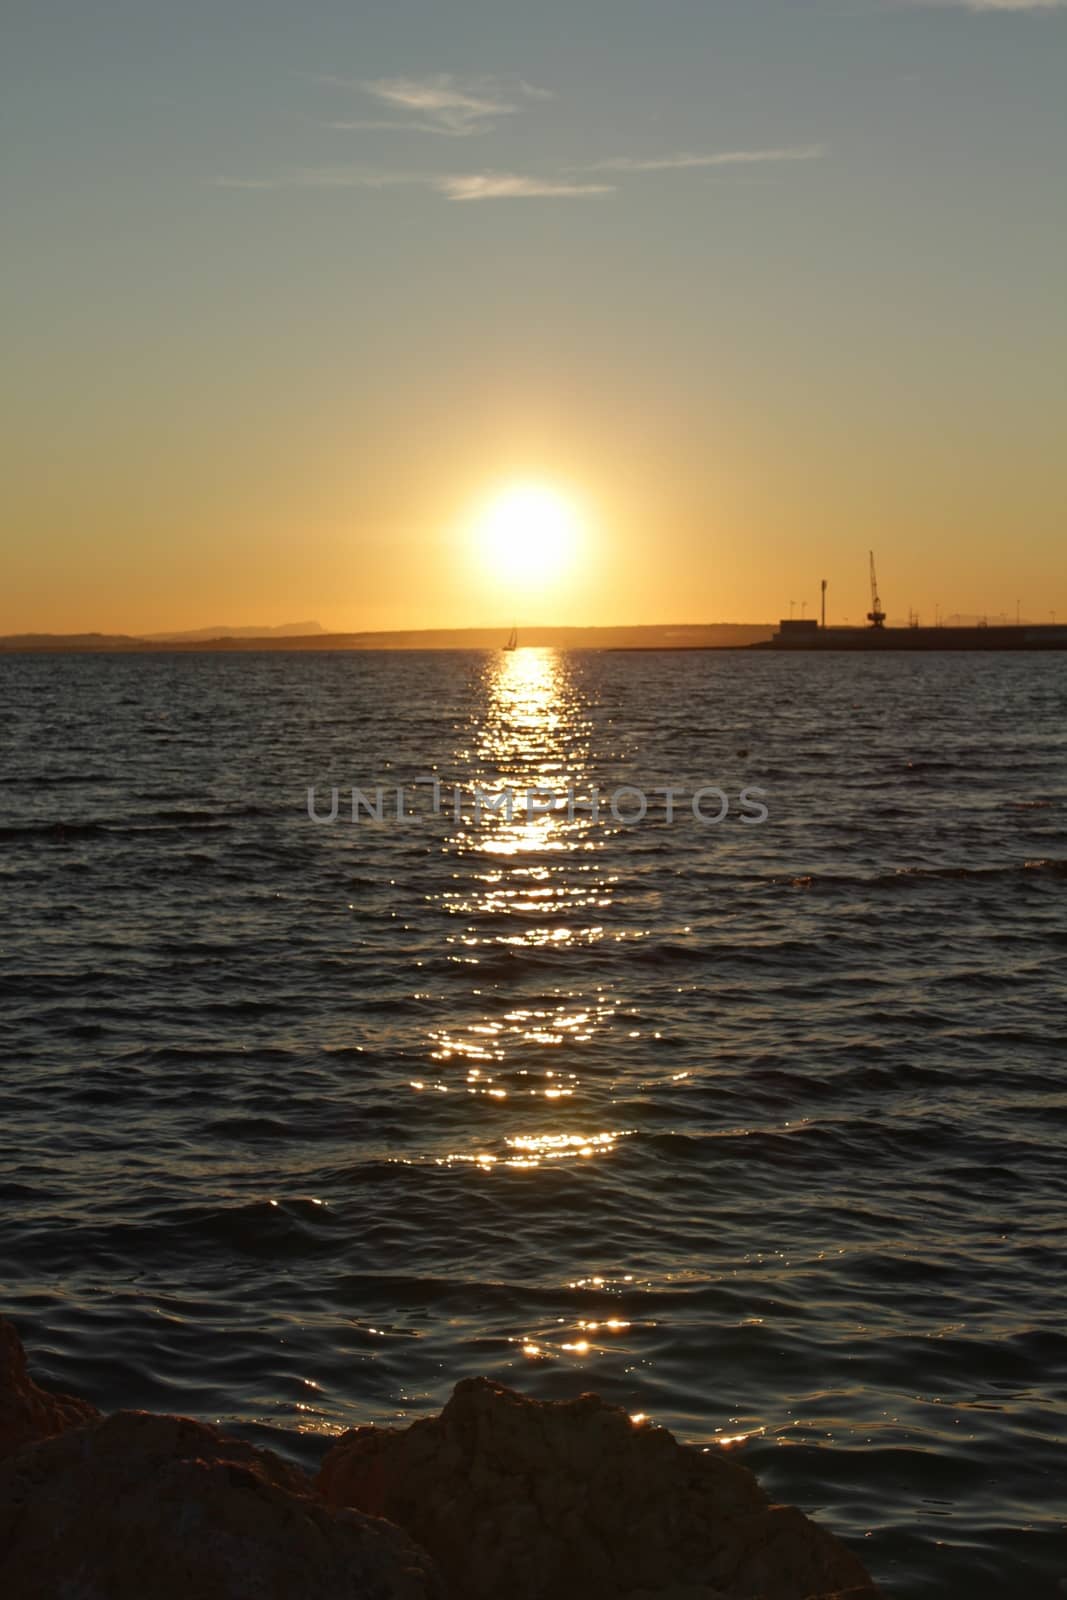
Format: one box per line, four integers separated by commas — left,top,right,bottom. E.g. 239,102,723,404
0,623,775,653
141,622,324,641
0,633,144,651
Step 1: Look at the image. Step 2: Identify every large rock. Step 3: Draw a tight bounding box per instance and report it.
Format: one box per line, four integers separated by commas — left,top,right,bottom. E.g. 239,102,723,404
0,1409,445,1600
318,1378,881,1600
0,1316,98,1459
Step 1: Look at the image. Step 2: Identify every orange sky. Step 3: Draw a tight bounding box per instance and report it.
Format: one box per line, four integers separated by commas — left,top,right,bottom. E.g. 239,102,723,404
3,2,1065,634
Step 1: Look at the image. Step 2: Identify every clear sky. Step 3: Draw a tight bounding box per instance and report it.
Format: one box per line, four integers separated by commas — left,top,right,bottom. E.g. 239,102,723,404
2,0,1065,633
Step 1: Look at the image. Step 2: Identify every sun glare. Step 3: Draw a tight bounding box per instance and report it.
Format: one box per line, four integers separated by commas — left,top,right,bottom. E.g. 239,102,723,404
474,484,582,590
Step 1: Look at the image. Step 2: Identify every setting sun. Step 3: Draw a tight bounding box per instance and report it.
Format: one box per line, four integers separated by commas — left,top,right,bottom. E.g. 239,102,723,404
473,484,582,591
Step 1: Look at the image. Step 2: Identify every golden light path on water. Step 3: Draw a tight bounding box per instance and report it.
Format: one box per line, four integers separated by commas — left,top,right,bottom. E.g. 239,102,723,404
392,647,705,1379
406,648,636,1180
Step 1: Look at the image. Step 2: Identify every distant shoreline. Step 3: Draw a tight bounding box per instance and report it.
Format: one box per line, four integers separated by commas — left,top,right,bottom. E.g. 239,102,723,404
6,622,1066,654
0,624,775,654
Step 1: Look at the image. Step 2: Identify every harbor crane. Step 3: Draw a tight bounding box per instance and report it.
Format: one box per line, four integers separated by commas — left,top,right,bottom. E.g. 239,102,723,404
867,551,886,628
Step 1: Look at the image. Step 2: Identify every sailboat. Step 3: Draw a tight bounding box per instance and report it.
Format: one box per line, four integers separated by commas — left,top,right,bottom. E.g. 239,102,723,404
503,626,518,652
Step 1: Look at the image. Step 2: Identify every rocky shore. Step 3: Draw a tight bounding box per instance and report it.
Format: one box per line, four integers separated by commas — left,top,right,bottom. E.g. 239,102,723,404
0,1315,881,1599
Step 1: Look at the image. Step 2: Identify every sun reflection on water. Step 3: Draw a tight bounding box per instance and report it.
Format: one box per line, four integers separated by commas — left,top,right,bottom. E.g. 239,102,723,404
411,647,645,1178
421,1129,633,1171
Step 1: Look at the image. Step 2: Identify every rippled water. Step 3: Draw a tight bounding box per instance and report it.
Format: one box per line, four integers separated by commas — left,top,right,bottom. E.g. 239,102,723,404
2,649,1065,1597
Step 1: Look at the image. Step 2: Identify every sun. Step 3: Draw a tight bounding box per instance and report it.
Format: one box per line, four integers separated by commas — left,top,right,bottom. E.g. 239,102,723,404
473,483,582,590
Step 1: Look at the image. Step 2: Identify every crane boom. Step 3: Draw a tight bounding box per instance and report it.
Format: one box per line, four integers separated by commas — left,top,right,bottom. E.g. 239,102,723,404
867,550,886,628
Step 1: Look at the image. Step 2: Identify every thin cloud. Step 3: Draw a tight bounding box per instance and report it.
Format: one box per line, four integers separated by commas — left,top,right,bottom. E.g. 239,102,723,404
214,134,819,200
328,74,552,137
211,167,611,201
326,119,457,135
437,173,616,201
585,145,826,173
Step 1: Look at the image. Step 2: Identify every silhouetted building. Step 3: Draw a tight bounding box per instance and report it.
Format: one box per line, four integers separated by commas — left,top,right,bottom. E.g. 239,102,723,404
775,619,821,639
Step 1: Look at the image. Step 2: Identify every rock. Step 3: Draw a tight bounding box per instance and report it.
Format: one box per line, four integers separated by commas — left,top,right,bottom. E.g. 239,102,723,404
0,1316,98,1459
318,1378,881,1600
0,1320,879,1600
0,1409,445,1600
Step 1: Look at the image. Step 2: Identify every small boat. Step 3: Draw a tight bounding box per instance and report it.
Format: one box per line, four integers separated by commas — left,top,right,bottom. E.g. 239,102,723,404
504,626,518,652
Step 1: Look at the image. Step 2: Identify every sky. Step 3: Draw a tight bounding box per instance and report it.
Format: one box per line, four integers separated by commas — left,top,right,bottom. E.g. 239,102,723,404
2,0,1065,633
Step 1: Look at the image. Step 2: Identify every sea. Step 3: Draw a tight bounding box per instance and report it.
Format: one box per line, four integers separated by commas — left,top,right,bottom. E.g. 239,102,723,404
1,648,1065,1598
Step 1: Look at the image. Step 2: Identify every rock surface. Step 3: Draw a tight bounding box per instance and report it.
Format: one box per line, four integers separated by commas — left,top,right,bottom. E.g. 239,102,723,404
0,1407,445,1600
318,1377,882,1600
0,1315,98,1459
2,1318,881,1600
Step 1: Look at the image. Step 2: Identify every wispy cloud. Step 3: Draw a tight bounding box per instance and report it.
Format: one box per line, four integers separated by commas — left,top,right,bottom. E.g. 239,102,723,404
215,121,821,201
326,119,458,135
436,174,615,202
325,74,552,137
584,145,826,174
212,167,612,201
516,81,556,102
